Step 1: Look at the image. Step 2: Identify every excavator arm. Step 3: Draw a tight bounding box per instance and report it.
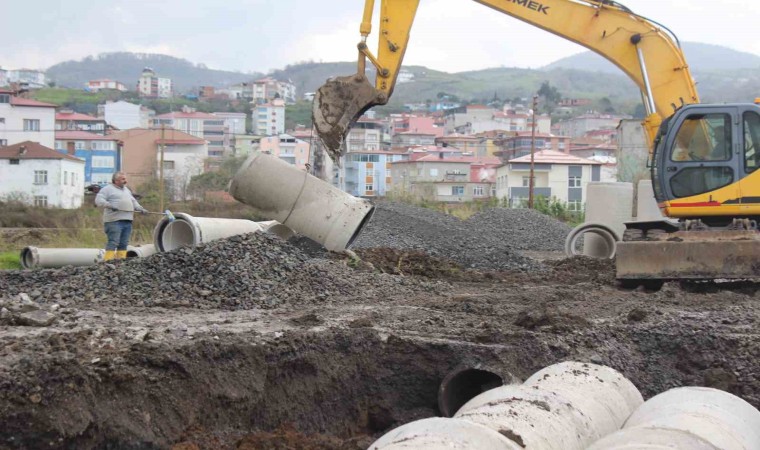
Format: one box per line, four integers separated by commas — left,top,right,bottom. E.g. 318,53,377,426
312,0,699,160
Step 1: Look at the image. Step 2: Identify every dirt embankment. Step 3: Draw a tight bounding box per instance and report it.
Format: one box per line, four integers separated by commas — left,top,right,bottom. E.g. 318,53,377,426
0,202,758,449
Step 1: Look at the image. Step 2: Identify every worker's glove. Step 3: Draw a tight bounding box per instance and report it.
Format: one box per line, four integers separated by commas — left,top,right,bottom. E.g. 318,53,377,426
138,207,149,215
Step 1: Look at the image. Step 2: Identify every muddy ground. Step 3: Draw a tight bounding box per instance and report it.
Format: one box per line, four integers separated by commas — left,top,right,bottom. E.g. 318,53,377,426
1,237,759,449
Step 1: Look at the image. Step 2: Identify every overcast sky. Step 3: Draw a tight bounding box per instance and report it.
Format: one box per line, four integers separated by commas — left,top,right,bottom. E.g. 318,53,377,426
2,0,758,74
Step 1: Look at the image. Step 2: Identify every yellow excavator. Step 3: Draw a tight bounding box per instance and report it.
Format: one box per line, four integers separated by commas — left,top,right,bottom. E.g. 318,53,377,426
312,0,760,283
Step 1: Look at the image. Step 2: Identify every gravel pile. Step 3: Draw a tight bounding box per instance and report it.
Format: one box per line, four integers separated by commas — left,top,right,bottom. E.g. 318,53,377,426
352,202,542,271
465,208,572,251
0,233,437,310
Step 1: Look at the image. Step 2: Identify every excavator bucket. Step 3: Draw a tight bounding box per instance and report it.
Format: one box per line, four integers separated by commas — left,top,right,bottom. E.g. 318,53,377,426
312,73,384,163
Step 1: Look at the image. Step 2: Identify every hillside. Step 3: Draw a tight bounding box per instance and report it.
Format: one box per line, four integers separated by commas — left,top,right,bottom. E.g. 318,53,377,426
46,53,261,91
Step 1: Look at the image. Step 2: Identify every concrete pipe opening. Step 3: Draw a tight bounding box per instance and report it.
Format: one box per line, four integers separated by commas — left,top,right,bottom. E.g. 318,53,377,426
159,220,196,252
20,247,104,269
126,244,156,258
438,367,504,418
565,223,619,259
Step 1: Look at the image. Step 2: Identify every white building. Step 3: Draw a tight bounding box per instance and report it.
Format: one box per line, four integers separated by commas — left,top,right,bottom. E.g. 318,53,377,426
0,69,7,87
0,89,56,148
100,101,154,130
254,99,285,136
5,69,46,89
86,79,128,92
0,141,84,208
495,149,603,210
252,77,296,104
137,68,172,98
555,113,629,138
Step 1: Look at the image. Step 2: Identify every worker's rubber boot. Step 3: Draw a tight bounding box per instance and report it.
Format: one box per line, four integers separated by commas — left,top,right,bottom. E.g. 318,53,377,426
116,250,127,260
104,250,116,261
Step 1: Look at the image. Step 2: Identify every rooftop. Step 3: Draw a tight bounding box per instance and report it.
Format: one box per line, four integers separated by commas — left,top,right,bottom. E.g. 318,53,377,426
508,149,602,165
55,131,117,141
0,141,84,163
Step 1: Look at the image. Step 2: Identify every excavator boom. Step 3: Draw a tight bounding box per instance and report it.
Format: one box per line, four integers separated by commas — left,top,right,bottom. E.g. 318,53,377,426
312,0,699,160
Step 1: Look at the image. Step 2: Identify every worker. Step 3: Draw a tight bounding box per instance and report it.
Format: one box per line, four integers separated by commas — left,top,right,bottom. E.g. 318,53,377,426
94,172,148,261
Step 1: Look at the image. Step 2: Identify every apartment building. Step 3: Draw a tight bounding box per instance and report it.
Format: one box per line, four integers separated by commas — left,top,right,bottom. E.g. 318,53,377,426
54,130,121,185
4,69,46,89
214,112,247,151
0,89,56,148
55,110,106,135
258,134,309,170
0,141,84,208
492,132,572,162
252,77,296,104
154,107,228,157
495,150,602,210
343,150,408,197
390,154,500,202
137,68,172,99
110,128,207,200
253,99,285,136
443,105,498,134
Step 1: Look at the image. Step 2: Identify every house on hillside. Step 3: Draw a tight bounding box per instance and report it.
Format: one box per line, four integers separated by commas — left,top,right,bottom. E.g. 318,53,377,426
54,131,121,185
0,89,56,148
0,141,84,208
495,150,603,211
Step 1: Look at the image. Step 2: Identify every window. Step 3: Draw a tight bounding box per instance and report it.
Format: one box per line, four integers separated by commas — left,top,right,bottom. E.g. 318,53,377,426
743,111,760,173
0,94,10,103
92,156,114,168
64,171,69,185
474,186,484,196
569,176,581,187
34,170,48,185
33,196,48,208
452,186,464,196
75,141,86,150
365,183,373,191
10,158,19,165
23,119,40,131
163,160,175,170
522,176,531,187
91,141,114,150
71,172,77,186
430,168,439,176
91,173,111,184
0,118,5,123
568,200,583,212
671,113,731,162
0,139,7,147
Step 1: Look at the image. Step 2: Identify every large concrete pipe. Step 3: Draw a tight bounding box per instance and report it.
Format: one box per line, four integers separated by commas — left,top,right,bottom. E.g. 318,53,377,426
583,182,633,257
636,179,662,221
438,366,511,418
565,222,619,258
257,220,295,241
229,152,375,252
126,244,157,258
587,427,719,449
20,247,104,269
368,417,523,450
453,362,642,450
153,213,264,252
590,386,760,450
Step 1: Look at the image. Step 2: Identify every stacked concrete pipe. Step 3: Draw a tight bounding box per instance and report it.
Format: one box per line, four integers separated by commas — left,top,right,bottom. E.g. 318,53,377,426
588,386,760,449
229,152,375,252
369,362,643,449
566,182,633,258
20,247,104,269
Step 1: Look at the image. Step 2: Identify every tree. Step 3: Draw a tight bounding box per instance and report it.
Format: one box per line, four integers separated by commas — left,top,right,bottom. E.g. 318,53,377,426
537,81,562,113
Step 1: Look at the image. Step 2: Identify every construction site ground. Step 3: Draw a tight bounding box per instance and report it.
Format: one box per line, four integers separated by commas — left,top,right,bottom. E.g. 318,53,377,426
1,202,759,449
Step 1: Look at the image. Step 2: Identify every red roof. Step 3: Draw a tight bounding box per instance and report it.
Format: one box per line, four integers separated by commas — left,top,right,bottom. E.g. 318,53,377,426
10,97,57,108
394,155,500,164
0,141,84,163
155,112,219,119
56,112,102,121
55,131,117,141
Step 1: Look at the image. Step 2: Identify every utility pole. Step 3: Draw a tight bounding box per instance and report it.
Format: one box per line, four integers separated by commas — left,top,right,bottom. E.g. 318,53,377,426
159,124,165,212
528,95,538,209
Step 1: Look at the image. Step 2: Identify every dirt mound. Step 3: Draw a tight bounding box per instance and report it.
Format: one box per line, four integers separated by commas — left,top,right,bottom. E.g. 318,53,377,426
0,233,441,310
355,248,493,280
353,202,541,271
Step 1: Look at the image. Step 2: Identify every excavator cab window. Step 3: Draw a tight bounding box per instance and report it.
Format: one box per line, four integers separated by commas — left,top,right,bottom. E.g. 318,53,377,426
743,111,760,174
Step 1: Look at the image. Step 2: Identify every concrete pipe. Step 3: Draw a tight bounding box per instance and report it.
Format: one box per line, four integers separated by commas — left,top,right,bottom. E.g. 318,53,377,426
584,182,633,257
453,362,642,450
565,222,619,258
612,386,760,450
587,427,719,449
368,417,523,450
636,179,662,221
126,244,157,258
257,220,295,241
153,213,264,252
438,366,508,418
229,152,375,252
20,247,104,269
